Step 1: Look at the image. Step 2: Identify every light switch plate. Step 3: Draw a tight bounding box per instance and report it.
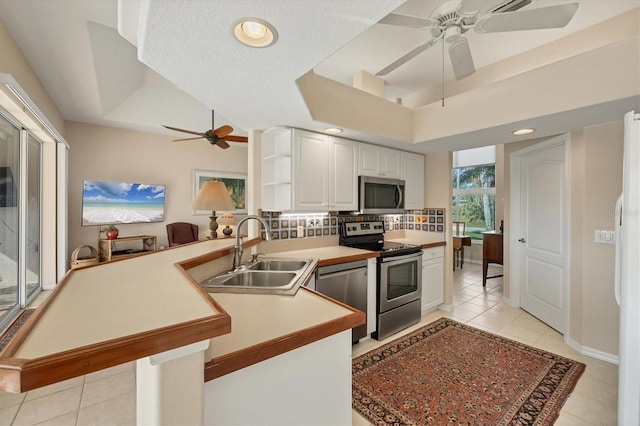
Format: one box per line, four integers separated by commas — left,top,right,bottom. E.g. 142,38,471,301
594,230,616,244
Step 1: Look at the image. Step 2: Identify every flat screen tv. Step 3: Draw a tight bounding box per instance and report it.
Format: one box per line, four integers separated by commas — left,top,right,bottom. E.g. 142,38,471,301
82,180,166,226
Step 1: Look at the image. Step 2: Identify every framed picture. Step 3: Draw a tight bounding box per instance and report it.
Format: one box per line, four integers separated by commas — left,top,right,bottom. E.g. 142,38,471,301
193,170,247,215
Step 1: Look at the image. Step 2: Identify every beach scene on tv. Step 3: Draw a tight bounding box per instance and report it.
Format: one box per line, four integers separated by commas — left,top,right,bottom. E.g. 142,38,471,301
82,181,166,226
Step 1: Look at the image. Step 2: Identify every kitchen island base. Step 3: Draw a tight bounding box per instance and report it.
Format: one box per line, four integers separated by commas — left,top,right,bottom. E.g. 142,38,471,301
204,330,352,425
137,340,210,425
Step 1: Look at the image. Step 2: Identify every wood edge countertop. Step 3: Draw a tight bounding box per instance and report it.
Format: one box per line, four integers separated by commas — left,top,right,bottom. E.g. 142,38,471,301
175,244,373,382
0,237,371,393
0,238,257,393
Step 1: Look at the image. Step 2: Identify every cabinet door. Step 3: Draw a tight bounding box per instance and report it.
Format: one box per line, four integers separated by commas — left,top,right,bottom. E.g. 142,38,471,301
422,255,444,313
329,137,358,211
358,143,380,177
380,148,401,179
293,130,329,211
401,151,425,210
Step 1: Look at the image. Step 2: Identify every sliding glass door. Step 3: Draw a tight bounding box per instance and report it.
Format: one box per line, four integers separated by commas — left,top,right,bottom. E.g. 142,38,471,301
0,111,42,329
0,113,21,322
26,134,41,300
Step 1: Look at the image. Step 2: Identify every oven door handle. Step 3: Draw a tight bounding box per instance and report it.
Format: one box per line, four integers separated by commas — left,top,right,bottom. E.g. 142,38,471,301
381,252,422,263
395,185,403,208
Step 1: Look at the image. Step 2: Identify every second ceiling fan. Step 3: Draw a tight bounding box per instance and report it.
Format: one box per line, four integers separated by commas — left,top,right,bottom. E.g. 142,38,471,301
376,0,579,81
163,110,248,149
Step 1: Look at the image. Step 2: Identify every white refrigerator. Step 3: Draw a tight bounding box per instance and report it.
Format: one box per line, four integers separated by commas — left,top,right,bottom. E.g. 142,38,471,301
615,110,640,425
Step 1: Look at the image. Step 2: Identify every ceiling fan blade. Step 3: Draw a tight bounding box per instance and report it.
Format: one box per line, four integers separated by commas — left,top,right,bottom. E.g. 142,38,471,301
173,136,204,142
448,37,476,80
223,135,249,143
376,38,437,76
213,125,233,138
215,139,230,149
475,3,579,33
378,13,437,29
162,125,205,137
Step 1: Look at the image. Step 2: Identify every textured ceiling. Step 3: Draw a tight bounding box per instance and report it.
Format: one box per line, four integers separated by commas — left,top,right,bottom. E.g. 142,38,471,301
0,0,638,152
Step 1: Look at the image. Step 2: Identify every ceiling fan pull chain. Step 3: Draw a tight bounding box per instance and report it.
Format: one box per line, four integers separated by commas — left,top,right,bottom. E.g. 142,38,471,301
441,37,445,107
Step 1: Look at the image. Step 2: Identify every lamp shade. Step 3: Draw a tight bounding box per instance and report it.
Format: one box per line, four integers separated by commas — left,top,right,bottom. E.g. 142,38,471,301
218,213,235,226
191,181,235,212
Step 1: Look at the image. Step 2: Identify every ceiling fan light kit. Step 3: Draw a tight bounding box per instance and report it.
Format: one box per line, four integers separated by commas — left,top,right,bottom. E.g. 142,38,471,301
376,0,579,82
232,18,278,48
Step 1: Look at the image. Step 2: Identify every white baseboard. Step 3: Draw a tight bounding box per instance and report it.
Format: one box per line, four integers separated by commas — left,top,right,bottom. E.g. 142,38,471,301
501,295,518,307
565,335,619,365
438,303,454,312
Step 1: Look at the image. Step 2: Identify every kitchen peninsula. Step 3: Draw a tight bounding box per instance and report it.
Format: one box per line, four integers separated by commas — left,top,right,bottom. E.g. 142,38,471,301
0,237,366,425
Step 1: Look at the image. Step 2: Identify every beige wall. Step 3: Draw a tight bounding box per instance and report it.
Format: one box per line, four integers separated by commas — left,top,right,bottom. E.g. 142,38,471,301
568,122,623,355
0,20,65,135
424,151,453,306
65,122,248,254
500,121,623,356
0,19,65,286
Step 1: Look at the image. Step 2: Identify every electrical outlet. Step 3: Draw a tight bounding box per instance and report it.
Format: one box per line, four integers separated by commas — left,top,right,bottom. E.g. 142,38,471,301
297,225,304,238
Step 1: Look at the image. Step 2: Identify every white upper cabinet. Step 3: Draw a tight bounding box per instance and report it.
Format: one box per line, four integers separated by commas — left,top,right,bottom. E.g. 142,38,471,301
358,143,401,179
293,130,329,211
262,128,358,212
328,137,358,211
401,151,425,210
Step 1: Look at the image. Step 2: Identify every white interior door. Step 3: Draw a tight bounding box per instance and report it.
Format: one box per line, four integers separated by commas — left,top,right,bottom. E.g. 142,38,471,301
512,137,568,333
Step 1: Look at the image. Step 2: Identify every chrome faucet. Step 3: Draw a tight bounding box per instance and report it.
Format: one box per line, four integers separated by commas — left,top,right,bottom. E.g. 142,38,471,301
233,215,272,271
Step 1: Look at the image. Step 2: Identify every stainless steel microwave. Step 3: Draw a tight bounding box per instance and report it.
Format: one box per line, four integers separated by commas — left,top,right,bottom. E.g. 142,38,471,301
359,176,405,214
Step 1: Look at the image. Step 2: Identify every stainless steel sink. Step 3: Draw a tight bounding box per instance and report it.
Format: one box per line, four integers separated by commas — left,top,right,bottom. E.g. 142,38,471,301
199,257,317,295
214,271,296,287
247,259,307,271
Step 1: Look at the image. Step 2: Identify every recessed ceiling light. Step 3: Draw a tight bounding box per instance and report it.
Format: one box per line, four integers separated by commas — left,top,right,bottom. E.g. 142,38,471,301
233,18,278,48
512,128,535,136
323,127,343,134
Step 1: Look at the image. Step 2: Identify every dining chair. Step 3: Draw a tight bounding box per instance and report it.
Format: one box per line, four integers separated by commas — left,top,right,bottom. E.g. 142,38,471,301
166,222,199,247
452,221,470,270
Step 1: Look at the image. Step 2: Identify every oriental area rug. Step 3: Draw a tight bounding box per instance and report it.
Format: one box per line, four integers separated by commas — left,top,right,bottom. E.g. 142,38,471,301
352,318,585,426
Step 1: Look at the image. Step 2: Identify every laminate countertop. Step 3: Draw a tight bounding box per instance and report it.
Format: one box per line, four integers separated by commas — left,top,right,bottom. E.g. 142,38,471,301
0,232,444,392
0,238,364,392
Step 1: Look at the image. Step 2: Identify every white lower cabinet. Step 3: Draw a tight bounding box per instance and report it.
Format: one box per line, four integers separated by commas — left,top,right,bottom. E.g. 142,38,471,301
422,246,444,314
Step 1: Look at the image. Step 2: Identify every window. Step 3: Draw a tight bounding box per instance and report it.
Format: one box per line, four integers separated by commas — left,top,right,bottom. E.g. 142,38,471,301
452,147,496,240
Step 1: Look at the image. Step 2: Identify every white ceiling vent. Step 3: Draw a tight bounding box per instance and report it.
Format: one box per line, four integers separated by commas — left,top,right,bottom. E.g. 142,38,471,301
490,0,533,14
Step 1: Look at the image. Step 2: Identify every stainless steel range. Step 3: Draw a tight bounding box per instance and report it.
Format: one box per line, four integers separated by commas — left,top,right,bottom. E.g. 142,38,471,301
339,221,423,340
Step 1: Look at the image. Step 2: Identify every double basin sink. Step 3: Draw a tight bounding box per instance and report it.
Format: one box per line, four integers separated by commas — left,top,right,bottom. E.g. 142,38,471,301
199,257,318,295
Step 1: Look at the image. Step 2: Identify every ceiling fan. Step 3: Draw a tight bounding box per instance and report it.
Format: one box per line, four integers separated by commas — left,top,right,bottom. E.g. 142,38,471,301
162,110,248,149
376,0,579,80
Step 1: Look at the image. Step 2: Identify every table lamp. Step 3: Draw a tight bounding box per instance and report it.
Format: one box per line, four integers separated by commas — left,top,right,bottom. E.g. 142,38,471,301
218,213,235,237
191,180,235,239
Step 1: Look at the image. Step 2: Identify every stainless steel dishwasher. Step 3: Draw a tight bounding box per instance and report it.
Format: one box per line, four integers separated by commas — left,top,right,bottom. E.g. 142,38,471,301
315,259,368,343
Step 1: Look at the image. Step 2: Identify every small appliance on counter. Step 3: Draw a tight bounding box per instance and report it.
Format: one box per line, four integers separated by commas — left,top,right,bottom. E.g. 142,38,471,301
339,221,422,340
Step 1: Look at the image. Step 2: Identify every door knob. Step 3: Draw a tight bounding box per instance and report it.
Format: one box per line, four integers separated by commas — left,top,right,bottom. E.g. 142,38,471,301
518,238,526,243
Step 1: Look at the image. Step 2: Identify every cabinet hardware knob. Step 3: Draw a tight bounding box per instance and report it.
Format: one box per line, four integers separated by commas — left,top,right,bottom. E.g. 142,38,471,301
518,238,526,243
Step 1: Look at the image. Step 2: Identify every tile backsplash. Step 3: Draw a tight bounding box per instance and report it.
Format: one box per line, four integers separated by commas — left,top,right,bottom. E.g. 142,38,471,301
259,209,445,241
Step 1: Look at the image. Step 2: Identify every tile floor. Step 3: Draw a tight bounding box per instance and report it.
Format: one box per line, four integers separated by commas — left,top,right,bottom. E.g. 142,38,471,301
1,263,617,425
